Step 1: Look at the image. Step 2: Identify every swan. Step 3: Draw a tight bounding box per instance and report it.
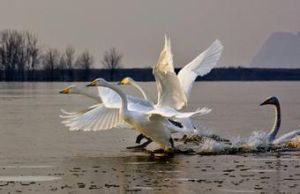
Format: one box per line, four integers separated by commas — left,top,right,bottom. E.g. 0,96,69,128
118,36,223,144
59,84,209,131
260,96,300,146
120,36,223,128
60,84,157,148
86,78,210,151
59,84,154,132
59,84,102,103
153,35,223,110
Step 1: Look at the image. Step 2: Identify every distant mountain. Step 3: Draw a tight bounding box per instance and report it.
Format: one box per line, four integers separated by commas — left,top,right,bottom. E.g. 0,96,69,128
250,32,300,68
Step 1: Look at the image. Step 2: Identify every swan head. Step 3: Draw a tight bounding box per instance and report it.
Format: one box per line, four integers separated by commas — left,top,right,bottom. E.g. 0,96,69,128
59,85,80,94
87,78,107,87
118,77,135,85
260,96,279,106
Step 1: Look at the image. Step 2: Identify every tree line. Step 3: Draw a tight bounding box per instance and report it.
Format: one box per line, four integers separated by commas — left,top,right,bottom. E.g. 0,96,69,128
0,29,122,81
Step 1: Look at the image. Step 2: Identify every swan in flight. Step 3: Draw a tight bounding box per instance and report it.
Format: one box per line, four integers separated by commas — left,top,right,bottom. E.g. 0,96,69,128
153,36,223,110
86,78,211,151
260,96,300,146
118,36,223,144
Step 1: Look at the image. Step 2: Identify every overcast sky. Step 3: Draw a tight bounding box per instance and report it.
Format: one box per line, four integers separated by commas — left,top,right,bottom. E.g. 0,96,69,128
0,0,299,68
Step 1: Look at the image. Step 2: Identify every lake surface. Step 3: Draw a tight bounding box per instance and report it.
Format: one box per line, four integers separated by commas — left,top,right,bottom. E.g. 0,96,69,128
0,81,300,193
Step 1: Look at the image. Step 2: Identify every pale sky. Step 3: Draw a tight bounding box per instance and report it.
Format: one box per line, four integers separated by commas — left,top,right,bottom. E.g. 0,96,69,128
0,0,299,68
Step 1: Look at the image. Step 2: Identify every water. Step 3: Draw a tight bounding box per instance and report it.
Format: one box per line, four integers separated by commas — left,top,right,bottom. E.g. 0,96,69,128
0,81,300,193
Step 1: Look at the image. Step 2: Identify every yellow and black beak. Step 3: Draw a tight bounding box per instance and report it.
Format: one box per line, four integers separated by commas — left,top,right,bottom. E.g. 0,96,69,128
59,87,70,94
87,80,97,87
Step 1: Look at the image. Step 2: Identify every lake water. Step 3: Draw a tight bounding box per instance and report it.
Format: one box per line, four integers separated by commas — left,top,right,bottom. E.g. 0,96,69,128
0,81,300,193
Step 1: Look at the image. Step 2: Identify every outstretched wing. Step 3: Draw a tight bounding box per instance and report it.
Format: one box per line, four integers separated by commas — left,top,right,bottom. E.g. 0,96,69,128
177,40,223,100
61,104,121,131
272,129,300,145
153,35,187,110
147,107,211,119
60,89,154,131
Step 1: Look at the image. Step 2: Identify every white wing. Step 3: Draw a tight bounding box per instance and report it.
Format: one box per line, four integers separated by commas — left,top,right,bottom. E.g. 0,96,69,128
153,35,187,110
127,95,154,113
97,86,122,108
272,129,300,145
147,107,211,119
177,40,224,100
61,104,121,131
61,93,154,131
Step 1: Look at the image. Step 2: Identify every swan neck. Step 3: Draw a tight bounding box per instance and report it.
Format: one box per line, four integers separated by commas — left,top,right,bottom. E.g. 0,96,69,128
131,81,148,100
269,103,281,142
103,83,128,113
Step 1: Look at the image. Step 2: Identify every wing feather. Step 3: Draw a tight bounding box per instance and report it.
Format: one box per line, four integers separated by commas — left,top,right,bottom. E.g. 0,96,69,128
147,107,211,119
61,104,121,131
177,40,224,100
153,36,187,109
272,129,300,145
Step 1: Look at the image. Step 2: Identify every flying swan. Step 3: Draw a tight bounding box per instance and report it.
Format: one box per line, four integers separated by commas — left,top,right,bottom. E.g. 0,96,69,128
118,36,224,144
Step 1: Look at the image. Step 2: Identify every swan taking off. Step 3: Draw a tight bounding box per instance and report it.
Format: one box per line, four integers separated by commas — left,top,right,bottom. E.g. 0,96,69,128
118,36,223,146
87,78,211,152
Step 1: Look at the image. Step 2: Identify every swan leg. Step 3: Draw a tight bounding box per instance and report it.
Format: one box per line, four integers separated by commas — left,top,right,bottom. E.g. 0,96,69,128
169,138,175,149
126,138,152,150
135,133,145,144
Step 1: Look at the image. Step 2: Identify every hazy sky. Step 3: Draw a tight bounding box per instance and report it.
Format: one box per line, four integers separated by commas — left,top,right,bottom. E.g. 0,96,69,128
0,0,299,68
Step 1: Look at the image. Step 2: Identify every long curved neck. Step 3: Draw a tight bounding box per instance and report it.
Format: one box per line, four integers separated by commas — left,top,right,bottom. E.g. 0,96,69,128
268,103,281,142
130,81,148,100
102,83,128,113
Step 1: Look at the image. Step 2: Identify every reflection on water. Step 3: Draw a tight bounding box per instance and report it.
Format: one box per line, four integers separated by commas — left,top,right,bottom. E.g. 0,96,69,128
1,153,300,193
0,176,61,182
0,82,300,193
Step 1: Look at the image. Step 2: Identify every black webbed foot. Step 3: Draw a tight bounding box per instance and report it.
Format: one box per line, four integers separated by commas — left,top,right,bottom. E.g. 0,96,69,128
126,138,152,150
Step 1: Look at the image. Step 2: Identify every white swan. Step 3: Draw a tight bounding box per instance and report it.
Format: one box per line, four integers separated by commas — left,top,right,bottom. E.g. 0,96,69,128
153,36,223,110
86,78,210,151
59,84,154,131
60,84,210,131
260,96,300,146
118,36,223,137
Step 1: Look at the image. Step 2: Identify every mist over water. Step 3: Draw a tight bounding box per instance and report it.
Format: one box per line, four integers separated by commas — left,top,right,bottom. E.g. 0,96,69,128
0,81,300,193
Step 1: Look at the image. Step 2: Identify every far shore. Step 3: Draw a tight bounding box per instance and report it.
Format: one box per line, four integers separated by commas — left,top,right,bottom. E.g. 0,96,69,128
1,67,300,82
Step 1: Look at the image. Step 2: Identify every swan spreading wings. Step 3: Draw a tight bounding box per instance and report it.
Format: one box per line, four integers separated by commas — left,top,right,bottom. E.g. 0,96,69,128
153,36,223,110
60,84,209,133
119,36,223,138
59,36,222,150
87,78,213,150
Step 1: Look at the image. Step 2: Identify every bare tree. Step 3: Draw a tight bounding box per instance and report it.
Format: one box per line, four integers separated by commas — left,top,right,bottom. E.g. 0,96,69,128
101,48,122,81
76,50,94,80
0,30,40,80
59,46,75,81
23,31,40,80
42,48,60,80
